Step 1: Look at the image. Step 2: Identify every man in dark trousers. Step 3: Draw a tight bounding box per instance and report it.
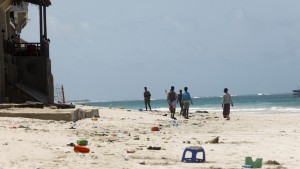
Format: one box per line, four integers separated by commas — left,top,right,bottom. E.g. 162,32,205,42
177,89,184,116
144,87,152,111
167,86,177,119
222,88,233,120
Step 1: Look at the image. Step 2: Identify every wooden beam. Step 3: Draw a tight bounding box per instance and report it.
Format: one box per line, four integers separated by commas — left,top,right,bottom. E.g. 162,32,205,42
39,3,42,43
43,6,46,38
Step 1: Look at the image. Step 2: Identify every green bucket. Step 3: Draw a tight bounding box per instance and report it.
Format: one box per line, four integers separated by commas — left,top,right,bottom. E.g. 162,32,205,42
252,158,263,168
245,157,263,168
77,139,88,146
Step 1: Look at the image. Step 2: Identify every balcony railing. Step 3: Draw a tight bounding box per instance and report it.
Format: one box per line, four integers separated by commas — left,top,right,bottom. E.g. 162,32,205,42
4,40,49,57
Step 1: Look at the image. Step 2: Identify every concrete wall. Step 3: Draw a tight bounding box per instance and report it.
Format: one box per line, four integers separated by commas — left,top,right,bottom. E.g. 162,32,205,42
0,108,99,122
71,108,99,122
1,1,54,104
15,55,54,103
17,56,47,93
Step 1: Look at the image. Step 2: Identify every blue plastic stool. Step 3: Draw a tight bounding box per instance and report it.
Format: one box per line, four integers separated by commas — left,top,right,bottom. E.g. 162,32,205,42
181,146,205,163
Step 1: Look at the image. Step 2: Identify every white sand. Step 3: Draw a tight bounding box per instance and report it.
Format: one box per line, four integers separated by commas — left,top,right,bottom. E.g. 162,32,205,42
0,107,299,169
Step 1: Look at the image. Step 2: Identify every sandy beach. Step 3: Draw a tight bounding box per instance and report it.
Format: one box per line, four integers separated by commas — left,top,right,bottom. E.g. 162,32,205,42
0,106,299,169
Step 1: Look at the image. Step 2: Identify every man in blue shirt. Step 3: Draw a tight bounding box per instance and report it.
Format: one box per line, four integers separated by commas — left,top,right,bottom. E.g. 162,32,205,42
181,87,193,119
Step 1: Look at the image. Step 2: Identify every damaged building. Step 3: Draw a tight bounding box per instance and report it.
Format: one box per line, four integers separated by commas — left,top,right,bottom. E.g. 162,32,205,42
0,0,54,104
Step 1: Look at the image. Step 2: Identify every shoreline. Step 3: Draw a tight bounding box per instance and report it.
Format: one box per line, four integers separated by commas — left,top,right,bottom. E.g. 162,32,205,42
82,104,300,114
0,106,299,168
80,93,300,113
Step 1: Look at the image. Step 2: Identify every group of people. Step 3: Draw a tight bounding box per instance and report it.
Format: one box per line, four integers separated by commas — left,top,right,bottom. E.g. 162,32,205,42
165,86,193,119
144,86,194,119
143,86,233,120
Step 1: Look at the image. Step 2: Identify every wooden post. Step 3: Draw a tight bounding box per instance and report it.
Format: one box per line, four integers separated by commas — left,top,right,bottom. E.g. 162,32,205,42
62,85,65,103
0,30,5,99
43,6,47,38
39,3,43,44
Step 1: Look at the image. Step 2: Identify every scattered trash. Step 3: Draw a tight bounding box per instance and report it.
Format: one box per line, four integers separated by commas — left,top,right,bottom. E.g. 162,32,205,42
151,126,159,131
242,164,252,168
77,139,88,146
264,160,281,165
18,125,30,129
118,135,125,141
74,145,90,153
126,149,136,153
171,119,178,127
139,161,146,165
245,157,263,168
195,110,209,113
91,116,98,121
67,143,75,147
70,122,77,129
205,136,219,144
68,142,90,153
133,136,139,140
147,146,161,150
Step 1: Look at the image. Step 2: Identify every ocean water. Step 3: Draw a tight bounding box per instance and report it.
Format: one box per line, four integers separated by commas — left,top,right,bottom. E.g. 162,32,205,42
83,93,300,113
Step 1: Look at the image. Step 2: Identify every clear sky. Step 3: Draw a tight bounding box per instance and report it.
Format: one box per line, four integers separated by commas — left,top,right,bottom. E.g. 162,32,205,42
22,0,300,101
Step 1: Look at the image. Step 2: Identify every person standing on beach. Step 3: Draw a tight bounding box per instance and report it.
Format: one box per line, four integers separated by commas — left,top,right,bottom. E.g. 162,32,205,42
222,88,233,120
181,87,193,119
144,87,152,111
177,89,184,116
167,86,177,119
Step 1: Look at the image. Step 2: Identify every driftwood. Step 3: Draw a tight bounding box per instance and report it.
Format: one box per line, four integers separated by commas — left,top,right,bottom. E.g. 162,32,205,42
195,110,209,113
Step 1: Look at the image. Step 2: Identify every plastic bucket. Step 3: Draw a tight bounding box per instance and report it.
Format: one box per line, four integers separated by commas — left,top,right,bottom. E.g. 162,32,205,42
245,157,263,168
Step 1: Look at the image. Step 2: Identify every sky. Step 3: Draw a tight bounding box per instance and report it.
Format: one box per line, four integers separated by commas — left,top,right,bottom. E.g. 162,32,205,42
22,0,300,101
